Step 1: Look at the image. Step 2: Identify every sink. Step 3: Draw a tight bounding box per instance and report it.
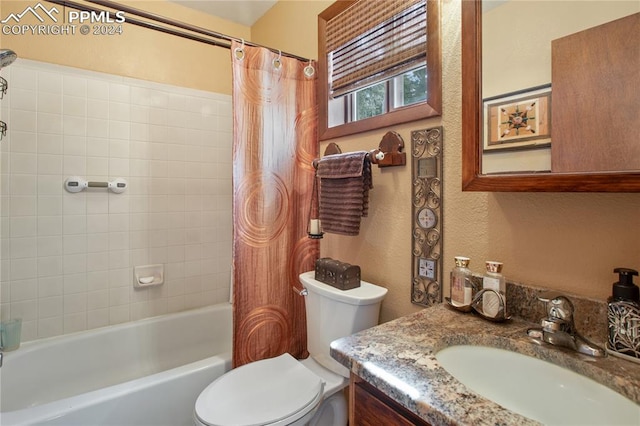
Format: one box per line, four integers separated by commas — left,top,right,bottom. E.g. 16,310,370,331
436,345,639,425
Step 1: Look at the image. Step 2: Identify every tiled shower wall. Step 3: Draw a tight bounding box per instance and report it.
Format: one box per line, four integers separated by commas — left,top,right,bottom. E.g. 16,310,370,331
0,59,232,342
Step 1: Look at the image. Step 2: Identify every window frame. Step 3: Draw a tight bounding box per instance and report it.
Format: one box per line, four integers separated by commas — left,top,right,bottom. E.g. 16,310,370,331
318,0,442,141
343,65,428,124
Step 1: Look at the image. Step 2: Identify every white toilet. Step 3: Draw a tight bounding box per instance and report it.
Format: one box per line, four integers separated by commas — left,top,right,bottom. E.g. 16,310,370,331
194,270,388,426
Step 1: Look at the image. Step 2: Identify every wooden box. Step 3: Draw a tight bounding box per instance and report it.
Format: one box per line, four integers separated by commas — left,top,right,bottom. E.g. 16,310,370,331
315,257,361,290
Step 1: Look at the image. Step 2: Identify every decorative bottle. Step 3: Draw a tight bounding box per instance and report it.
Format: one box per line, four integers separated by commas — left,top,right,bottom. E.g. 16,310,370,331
482,261,505,319
607,267,640,362
450,256,473,306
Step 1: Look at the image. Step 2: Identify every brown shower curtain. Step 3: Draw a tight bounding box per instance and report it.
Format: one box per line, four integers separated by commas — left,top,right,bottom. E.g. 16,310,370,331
231,41,319,367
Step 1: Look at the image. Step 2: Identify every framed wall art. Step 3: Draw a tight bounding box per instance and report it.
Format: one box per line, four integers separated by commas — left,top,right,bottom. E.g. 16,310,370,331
483,84,551,152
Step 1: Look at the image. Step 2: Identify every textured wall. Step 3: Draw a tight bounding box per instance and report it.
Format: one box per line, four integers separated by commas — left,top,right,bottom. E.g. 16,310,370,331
255,1,640,324
2,0,638,336
0,0,250,94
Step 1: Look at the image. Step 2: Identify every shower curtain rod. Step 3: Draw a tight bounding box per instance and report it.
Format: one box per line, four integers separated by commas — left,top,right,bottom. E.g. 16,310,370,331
46,0,311,62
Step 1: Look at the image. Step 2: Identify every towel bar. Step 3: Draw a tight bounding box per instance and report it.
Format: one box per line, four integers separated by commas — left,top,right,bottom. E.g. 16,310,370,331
313,131,406,169
312,144,385,169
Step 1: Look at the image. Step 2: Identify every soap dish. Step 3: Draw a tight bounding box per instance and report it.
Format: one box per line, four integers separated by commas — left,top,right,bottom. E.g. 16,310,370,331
133,264,164,289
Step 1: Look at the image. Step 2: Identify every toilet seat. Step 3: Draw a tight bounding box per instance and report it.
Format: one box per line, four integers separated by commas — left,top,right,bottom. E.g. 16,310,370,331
194,353,325,426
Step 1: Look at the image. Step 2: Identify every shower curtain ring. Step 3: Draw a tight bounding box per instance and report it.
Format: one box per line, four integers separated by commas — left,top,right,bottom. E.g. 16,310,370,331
234,38,245,61
304,60,315,78
273,49,282,70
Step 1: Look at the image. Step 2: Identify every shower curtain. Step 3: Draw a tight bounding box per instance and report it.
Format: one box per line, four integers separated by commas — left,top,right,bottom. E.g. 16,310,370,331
231,41,319,367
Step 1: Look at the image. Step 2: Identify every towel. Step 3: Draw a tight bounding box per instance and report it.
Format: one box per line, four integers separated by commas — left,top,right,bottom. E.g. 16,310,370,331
316,151,372,236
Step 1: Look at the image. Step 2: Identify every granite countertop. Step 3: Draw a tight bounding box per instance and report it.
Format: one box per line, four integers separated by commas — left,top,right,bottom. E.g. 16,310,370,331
330,304,640,426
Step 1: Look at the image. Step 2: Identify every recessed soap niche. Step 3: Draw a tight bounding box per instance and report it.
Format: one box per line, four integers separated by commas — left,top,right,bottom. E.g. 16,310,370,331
133,264,164,289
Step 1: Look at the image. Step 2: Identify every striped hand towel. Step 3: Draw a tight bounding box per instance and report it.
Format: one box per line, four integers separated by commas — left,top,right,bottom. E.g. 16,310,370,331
316,151,372,236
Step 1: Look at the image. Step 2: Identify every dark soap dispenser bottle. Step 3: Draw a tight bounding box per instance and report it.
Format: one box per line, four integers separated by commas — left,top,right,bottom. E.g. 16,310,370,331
607,267,640,362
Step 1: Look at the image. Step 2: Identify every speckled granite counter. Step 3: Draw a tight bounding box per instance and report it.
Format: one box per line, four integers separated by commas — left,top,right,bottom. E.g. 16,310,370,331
330,304,640,426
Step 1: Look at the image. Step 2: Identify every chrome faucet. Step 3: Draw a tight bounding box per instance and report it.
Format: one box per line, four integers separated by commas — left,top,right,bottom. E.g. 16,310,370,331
527,292,606,357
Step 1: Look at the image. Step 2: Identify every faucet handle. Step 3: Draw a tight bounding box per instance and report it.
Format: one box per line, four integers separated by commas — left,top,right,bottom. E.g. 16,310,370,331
536,291,565,303
536,291,575,332
537,292,574,315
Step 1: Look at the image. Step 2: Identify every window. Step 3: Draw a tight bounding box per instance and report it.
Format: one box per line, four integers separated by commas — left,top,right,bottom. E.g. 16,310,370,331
329,66,428,127
318,0,441,140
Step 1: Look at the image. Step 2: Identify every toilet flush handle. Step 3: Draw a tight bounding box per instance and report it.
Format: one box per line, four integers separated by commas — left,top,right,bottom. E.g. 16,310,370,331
293,286,308,296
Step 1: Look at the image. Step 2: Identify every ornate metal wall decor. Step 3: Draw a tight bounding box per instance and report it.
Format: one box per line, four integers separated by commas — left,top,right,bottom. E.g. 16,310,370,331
411,127,443,307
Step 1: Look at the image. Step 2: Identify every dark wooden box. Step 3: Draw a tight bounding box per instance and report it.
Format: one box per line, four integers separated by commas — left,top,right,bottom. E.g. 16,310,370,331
315,257,361,290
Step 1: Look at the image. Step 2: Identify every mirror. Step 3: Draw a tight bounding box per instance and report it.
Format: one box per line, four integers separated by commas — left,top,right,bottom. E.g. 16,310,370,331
462,0,640,192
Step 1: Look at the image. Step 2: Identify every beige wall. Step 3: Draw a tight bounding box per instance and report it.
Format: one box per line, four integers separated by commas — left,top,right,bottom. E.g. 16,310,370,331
0,0,251,94
254,1,640,323
251,0,323,60
3,0,639,325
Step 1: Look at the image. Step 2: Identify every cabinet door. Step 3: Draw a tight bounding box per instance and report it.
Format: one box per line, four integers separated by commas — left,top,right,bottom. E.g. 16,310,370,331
350,374,430,426
551,13,640,173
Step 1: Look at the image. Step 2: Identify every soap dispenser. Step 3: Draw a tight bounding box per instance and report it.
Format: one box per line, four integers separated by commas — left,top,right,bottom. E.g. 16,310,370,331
482,261,506,319
450,256,473,306
607,267,640,362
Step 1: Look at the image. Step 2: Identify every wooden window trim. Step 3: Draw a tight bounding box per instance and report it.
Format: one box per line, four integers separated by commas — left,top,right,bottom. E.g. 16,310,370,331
318,0,442,141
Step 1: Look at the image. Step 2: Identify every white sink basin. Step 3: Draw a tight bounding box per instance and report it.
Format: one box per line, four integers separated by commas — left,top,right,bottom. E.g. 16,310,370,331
436,345,640,425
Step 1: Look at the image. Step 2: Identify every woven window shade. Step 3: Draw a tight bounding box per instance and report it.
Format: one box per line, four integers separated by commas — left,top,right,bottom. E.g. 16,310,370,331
326,0,427,97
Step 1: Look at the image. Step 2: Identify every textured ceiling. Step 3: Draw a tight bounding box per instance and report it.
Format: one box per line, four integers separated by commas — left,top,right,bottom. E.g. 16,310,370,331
168,0,278,26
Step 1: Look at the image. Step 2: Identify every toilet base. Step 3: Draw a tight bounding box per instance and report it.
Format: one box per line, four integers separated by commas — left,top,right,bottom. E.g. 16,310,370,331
309,391,347,426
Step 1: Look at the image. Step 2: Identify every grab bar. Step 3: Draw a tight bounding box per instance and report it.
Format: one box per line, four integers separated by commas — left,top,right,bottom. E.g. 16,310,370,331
64,177,127,193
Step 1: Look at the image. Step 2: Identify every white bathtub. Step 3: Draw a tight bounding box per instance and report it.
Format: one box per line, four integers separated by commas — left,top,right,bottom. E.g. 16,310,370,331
0,303,232,426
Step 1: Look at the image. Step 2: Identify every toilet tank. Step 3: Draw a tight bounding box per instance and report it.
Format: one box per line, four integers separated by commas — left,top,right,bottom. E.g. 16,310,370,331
299,271,388,378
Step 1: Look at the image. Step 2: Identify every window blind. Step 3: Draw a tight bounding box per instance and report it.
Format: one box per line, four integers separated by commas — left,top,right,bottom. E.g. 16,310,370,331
326,0,427,97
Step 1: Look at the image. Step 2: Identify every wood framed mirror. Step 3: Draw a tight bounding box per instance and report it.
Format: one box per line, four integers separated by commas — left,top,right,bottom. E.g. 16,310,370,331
461,0,640,192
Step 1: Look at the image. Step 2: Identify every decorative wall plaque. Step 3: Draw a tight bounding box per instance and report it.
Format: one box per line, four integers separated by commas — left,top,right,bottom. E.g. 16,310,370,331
411,126,443,307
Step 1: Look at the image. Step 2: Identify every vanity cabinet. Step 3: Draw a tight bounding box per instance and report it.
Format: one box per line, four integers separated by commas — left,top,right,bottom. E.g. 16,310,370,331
349,374,430,426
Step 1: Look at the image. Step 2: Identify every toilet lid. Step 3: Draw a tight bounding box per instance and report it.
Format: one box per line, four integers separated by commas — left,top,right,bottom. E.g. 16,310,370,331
195,353,324,426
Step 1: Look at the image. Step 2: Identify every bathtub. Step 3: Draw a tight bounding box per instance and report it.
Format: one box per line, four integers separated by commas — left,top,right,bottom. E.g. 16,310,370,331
0,303,232,426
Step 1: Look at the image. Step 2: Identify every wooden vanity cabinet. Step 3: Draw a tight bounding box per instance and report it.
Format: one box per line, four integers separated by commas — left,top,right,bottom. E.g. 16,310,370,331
349,373,430,425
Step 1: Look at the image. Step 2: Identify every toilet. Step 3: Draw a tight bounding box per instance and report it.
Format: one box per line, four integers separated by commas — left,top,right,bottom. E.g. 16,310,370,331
194,270,388,426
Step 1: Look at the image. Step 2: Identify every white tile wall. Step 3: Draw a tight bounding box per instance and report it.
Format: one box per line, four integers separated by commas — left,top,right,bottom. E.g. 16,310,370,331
0,59,232,342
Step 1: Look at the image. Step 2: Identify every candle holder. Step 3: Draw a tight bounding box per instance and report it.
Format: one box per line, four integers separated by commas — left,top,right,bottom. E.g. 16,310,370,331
307,170,324,239
307,218,324,239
